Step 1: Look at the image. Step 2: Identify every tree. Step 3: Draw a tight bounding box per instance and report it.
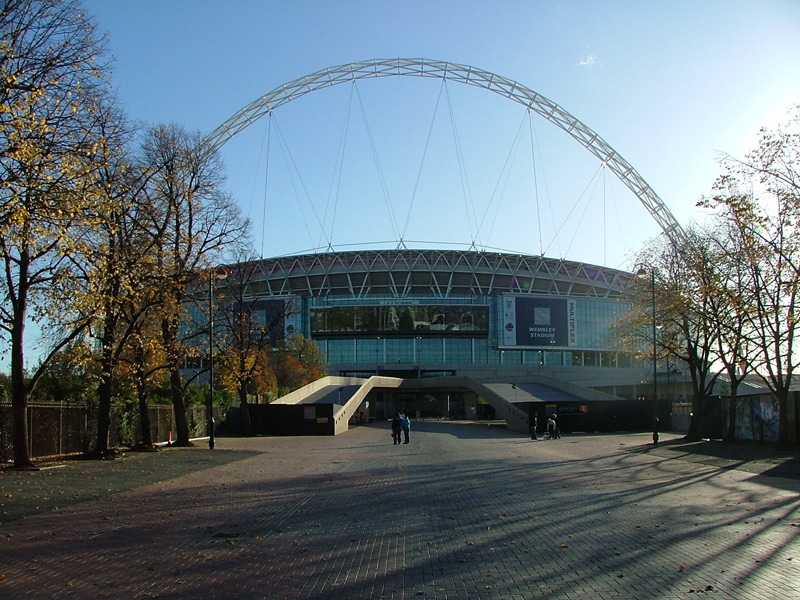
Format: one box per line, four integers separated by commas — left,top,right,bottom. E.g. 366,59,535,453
29,342,93,404
702,106,800,446
138,124,249,446
663,228,724,441
621,228,723,441
272,334,327,395
80,137,169,455
0,0,116,468
214,260,288,435
692,222,752,441
120,312,168,447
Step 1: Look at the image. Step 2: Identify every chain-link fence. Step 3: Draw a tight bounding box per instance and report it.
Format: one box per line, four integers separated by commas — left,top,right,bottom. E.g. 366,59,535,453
0,403,214,462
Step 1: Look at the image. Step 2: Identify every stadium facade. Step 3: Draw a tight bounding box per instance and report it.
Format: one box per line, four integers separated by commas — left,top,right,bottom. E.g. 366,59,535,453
220,248,664,433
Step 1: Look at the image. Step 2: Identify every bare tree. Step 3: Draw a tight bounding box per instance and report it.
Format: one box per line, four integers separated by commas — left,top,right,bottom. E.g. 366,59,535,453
138,124,250,446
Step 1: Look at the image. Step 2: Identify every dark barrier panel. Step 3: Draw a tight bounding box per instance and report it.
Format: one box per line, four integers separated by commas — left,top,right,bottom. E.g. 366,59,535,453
249,404,336,436
522,400,656,434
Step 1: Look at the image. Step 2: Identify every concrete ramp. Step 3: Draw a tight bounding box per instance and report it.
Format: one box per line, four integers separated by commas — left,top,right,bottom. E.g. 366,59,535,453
272,375,404,435
255,374,633,436
268,374,545,435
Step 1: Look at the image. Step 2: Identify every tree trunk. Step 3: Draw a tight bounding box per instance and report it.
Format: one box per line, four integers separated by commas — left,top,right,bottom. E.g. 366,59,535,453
94,339,117,454
169,365,191,445
162,315,191,446
724,380,740,443
239,386,252,436
137,383,153,447
94,377,113,455
685,391,705,442
132,337,154,447
11,392,33,469
776,391,790,448
10,294,34,469
724,395,737,443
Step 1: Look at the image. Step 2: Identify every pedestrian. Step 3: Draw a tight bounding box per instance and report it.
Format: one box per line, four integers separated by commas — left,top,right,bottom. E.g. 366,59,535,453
530,413,538,440
552,414,561,439
391,412,403,445
546,416,555,440
400,412,411,444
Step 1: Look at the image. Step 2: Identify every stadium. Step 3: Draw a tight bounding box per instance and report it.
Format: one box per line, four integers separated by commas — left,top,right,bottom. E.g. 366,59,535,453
221,248,664,436
204,60,687,435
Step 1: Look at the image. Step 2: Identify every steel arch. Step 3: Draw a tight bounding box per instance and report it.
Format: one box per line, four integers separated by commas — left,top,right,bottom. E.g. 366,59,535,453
205,58,684,245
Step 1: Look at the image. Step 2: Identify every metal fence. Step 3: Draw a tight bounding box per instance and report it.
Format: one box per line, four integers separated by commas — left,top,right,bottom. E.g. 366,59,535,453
0,403,213,462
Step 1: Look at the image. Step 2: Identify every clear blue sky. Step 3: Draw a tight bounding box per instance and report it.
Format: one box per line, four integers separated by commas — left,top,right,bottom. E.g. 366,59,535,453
5,0,797,373
82,0,800,271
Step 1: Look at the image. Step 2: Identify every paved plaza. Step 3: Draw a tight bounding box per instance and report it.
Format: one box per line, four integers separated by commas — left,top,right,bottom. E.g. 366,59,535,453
1,422,798,599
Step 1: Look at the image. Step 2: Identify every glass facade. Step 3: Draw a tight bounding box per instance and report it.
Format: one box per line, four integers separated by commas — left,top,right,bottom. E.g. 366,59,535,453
309,294,636,372
311,303,489,337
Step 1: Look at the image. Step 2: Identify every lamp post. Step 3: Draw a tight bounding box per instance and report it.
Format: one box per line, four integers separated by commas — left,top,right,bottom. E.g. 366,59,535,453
637,267,659,445
208,267,228,449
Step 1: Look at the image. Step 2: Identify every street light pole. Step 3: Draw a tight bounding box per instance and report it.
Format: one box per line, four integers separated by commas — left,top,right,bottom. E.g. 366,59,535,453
637,267,659,445
650,269,658,445
208,267,228,450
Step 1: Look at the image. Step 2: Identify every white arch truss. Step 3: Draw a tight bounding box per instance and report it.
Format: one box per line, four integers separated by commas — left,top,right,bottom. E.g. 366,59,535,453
205,58,685,245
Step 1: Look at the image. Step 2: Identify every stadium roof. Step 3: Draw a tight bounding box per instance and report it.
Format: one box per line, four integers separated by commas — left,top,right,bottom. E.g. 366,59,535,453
232,249,632,299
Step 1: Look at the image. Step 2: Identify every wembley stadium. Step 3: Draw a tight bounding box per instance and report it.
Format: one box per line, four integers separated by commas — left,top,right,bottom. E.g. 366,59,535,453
202,59,687,435
222,248,660,436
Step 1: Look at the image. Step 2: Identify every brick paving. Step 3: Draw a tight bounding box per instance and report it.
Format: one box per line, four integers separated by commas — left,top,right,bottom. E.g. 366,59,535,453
1,422,798,599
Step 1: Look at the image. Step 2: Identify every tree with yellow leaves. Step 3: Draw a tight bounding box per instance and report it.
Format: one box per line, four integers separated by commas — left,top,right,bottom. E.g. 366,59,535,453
0,0,117,468
116,309,169,448
77,119,170,455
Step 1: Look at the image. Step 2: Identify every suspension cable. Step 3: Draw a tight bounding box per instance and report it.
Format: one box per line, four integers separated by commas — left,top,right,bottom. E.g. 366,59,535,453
319,81,356,251
272,116,330,250
603,162,607,266
528,111,543,255
401,78,446,240
529,116,561,258
353,83,401,242
261,114,273,258
443,80,480,247
481,110,526,248
541,162,605,257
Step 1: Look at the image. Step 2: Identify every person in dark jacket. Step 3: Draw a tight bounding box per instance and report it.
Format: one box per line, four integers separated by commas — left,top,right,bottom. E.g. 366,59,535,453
391,412,403,445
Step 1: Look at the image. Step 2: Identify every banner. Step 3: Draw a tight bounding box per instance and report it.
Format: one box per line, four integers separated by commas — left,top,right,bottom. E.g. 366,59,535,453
502,296,577,348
